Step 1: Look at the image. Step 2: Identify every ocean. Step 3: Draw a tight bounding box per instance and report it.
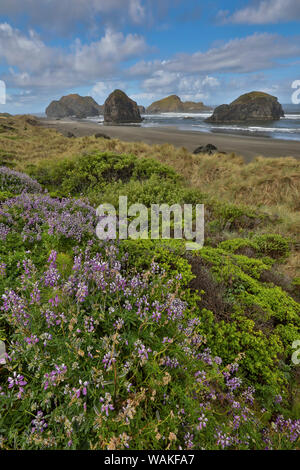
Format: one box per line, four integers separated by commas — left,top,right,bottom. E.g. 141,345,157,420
86,110,300,142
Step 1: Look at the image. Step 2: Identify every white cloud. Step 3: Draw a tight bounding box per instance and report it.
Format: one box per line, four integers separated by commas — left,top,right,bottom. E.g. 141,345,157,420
219,0,300,24
140,70,220,103
0,24,147,90
91,80,126,103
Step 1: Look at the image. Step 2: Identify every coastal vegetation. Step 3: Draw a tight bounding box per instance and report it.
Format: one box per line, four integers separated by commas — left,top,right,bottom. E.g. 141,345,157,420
0,115,299,450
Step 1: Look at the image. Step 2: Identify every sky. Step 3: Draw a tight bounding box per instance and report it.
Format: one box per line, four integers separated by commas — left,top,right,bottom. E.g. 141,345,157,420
0,0,300,114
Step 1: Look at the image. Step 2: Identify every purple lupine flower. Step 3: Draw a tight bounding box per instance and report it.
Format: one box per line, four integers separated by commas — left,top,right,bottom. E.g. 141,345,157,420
102,351,116,370
100,393,114,417
197,413,208,431
134,340,151,364
8,372,27,398
0,262,6,277
215,430,233,449
31,411,47,434
76,282,88,303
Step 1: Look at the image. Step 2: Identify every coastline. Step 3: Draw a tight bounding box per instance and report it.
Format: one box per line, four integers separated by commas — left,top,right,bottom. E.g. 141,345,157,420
38,117,300,162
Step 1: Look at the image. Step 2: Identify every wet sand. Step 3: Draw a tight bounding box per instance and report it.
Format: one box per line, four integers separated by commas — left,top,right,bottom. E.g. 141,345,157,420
39,117,300,163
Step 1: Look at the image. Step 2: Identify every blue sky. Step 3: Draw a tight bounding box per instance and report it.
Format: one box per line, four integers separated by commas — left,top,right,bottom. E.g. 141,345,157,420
0,0,300,113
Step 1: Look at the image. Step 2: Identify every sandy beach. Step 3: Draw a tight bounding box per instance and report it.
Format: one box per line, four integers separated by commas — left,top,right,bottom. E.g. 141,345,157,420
39,117,300,162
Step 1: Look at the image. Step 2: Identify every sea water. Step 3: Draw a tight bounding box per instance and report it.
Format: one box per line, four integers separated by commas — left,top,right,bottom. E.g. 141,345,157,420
84,110,300,142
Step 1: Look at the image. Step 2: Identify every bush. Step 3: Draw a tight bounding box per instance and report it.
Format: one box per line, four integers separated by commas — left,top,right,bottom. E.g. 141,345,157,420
0,167,42,194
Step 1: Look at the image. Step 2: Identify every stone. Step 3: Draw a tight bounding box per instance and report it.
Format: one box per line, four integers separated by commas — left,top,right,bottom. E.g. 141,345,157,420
66,131,75,138
146,95,211,113
46,94,103,118
95,132,111,140
193,144,218,155
206,92,284,123
104,90,142,124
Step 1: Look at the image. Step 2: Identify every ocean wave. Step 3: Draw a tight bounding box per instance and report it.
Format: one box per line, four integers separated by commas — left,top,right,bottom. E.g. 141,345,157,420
191,124,300,134
144,112,212,118
282,114,300,120
85,115,104,122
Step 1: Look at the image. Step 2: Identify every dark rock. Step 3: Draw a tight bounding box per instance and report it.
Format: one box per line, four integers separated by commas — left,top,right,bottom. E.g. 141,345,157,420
25,117,40,126
0,124,15,132
46,94,103,119
66,132,75,138
95,132,111,140
138,105,146,114
206,91,284,123
104,90,142,124
193,144,218,155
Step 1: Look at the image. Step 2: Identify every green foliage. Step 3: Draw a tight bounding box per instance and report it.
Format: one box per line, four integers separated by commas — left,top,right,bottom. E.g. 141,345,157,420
219,234,290,260
29,152,180,197
191,247,300,394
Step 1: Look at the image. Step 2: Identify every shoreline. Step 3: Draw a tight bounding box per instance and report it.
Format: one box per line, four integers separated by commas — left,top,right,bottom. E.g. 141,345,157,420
38,117,300,163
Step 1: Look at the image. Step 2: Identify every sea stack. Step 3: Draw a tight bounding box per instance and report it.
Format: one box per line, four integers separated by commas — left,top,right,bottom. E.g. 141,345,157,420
146,95,211,113
206,92,284,123
104,90,142,124
46,94,103,118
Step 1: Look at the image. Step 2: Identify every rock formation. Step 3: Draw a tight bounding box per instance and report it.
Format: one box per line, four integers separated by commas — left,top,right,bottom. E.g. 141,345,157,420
46,94,103,118
146,95,211,113
206,92,284,123
104,90,142,123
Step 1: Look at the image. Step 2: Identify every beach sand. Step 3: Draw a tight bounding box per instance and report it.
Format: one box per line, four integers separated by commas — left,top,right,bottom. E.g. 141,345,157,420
39,117,300,162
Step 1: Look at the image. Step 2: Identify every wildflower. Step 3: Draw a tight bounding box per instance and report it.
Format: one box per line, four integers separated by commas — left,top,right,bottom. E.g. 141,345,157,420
76,282,88,303
194,370,206,384
8,372,27,398
84,316,95,332
184,433,194,449
134,340,152,365
102,351,116,370
0,262,6,277
215,430,233,449
197,413,208,431
275,394,283,404
100,393,114,417
31,411,47,434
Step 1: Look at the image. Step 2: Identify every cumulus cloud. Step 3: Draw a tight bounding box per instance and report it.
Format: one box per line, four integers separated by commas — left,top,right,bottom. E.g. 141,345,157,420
0,24,147,90
91,80,126,103
219,0,300,24
140,70,220,103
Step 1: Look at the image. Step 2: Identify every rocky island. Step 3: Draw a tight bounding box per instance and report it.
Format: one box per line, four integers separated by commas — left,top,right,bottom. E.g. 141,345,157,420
206,91,284,123
146,95,211,113
104,89,142,124
46,94,103,119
